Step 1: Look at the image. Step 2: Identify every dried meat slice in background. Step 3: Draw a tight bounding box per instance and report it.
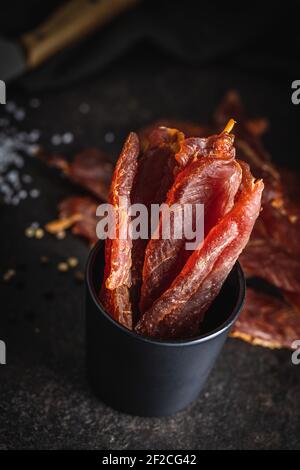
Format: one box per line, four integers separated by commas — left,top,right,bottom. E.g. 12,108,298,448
240,237,300,293
45,195,99,245
214,90,270,158
136,162,263,339
214,91,282,205
46,148,113,201
59,196,99,244
140,132,242,313
231,288,300,349
259,203,300,257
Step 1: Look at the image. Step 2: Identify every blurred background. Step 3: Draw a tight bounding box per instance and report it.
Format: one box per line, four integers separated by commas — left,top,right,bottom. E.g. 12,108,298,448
0,0,299,450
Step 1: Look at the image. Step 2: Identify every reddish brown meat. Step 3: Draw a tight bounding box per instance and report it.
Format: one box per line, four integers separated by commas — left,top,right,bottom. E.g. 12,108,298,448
99,133,139,329
140,132,242,313
104,132,139,290
214,91,282,206
231,288,300,349
130,127,184,293
58,196,99,244
175,131,236,168
136,162,263,339
47,148,113,201
138,120,210,151
259,203,300,257
240,238,300,293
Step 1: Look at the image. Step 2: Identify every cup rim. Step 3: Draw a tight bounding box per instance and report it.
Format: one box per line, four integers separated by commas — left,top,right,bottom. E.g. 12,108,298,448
86,241,246,347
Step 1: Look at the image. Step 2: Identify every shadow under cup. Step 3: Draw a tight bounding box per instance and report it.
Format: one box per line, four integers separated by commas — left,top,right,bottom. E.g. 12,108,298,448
86,241,245,417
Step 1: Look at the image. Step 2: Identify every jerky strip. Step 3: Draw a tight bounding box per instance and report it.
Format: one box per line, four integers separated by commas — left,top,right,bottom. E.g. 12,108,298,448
231,288,300,349
136,162,263,339
140,132,242,313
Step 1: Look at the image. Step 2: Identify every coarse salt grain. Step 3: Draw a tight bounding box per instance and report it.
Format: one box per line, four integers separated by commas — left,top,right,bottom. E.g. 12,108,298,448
0,103,41,206
62,132,74,144
79,103,90,114
51,134,62,146
29,98,40,108
30,189,40,198
14,109,25,121
104,131,115,143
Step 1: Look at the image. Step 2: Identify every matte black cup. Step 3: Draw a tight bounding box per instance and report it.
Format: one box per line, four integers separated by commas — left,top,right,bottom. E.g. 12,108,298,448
86,241,245,417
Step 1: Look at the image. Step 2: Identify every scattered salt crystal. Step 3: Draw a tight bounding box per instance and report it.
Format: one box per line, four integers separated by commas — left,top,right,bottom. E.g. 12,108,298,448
31,222,39,229
14,108,25,121
28,144,40,156
11,196,20,205
30,189,40,198
0,100,41,205
29,129,40,142
6,170,18,184
15,157,24,168
0,118,9,127
22,174,32,184
51,134,62,146
0,183,12,194
18,190,27,200
62,132,74,144
104,131,115,143
5,101,16,113
79,103,90,114
29,98,40,108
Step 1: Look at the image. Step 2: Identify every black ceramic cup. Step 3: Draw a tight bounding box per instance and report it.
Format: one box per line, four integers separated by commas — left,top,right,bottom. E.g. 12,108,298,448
86,241,245,417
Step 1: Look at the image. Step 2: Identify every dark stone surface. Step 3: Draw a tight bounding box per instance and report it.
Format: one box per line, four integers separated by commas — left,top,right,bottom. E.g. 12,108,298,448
0,50,299,450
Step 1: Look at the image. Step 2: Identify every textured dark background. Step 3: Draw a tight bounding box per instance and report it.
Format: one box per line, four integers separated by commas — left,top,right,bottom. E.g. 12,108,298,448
0,0,300,450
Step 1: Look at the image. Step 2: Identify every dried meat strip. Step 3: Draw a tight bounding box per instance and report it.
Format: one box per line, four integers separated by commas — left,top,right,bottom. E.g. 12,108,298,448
99,133,139,329
140,131,242,314
57,195,99,244
104,132,139,290
259,203,300,257
100,282,133,330
214,90,270,160
47,148,113,201
138,119,210,151
175,126,236,168
214,91,282,205
130,127,184,291
231,288,300,349
240,237,300,293
282,291,300,315
136,162,263,339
